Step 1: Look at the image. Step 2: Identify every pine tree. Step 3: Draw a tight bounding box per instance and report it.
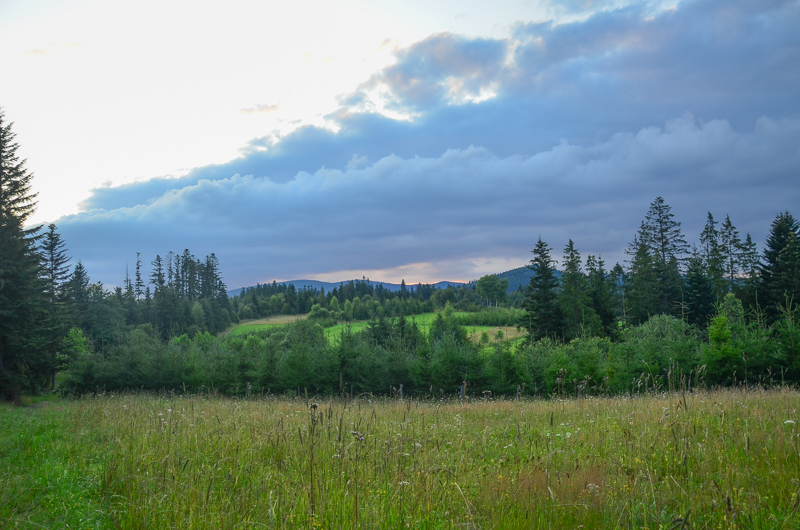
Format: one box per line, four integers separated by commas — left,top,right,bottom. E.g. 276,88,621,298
66,261,91,329
39,224,72,390
0,109,47,399
585,255,616,335
134,252,144,301
41,224,71,302
719,215,742,293
608,263,628,326
736,233,760,308
777,231,800,306
684,256,715,327
700,212,726,299
521,237,563,340
627,198,688,320
626,234,659,325
558,240,601,340
760,212,800,319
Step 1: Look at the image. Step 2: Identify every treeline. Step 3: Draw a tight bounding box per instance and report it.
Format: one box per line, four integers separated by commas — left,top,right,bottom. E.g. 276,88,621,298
69,250,236,346
520,198,797,343
232,278,491,323
61,298,800,396
0,109,237,399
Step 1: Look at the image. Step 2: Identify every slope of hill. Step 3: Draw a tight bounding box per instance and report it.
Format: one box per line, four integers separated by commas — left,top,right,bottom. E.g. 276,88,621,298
492,265,563,293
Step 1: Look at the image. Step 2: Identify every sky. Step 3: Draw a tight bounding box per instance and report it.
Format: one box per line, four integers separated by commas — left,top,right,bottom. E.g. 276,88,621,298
2,0,799,289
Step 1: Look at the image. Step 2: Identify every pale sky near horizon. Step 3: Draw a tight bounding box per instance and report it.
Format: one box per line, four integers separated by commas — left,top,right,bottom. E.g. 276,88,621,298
2,0,798,288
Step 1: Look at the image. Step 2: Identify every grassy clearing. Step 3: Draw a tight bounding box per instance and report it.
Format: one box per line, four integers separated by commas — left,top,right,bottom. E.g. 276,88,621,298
230,311,482,343
227,314,309,337
464,325,526,344
3,388,800,528
324,312,443,341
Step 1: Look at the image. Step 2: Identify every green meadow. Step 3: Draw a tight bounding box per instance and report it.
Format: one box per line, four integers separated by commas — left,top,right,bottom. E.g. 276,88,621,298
230,312,462,343
227,315,311,337
3,388,799,529
324,312,443,341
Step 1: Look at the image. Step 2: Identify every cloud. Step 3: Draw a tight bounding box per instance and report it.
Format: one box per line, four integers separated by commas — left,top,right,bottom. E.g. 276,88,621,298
239,103,279,114
57,115,800,288
79,0,800,215
57,0,800,287
361,32,508,112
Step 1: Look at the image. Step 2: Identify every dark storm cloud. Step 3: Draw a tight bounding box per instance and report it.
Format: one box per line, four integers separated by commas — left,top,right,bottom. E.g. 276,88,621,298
59,0,800,286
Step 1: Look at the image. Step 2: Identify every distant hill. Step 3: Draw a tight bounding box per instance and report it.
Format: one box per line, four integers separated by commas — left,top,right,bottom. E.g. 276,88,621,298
227,267,567,297
227,279,465,297
471,265,564,293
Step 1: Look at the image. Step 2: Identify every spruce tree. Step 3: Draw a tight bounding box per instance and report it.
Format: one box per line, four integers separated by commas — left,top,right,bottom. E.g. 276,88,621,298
777,230,800,306
719,215,742,293
627,198,688,320
558,240,601,340
40,224,72,390
521,237,563,340
737,233,760,306
700,212,726,299
684,256,715,327
760,212,800,318
586,255,616,335
608,263,628,326
66,261,91,329
0,109,47,399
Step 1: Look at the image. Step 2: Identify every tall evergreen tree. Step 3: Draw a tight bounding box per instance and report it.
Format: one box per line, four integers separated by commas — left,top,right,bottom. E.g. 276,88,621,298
0,109,47,399
39,224,72,389
521,237,563,340
684,256,715,327
699,212,726,299
134,252,144,301
65,261,91,329
558,240,601,339
626,233,658,325
760,212,800,318
41,224,71,303
585,255,616,335
627,198,688,320
608,263,628,326
719,215,742,293
735,233,760,309
777,230,800,306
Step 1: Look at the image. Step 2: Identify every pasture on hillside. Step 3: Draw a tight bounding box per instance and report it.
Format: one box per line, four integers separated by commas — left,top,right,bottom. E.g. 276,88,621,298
228,311,519,346
226,314,310,337
2,388,800,529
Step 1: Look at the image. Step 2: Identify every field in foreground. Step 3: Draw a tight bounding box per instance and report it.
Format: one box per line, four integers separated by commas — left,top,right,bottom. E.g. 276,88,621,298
2,388,799,529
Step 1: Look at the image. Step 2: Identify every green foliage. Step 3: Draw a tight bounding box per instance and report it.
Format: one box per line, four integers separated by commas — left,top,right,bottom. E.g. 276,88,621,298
522,237,563,340
476,274,509,307
760,212,800,320
626,198,688,323
683,256,715,327
0,109,49,399
558,240,602,340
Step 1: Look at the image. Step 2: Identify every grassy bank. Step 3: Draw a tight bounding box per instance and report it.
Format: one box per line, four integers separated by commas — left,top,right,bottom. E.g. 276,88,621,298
3,388,800,528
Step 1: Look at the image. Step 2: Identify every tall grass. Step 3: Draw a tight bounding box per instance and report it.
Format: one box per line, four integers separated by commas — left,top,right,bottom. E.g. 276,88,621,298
4,388,800,528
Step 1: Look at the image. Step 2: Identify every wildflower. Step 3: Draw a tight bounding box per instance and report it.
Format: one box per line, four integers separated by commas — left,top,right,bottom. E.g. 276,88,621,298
785,420,796,425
